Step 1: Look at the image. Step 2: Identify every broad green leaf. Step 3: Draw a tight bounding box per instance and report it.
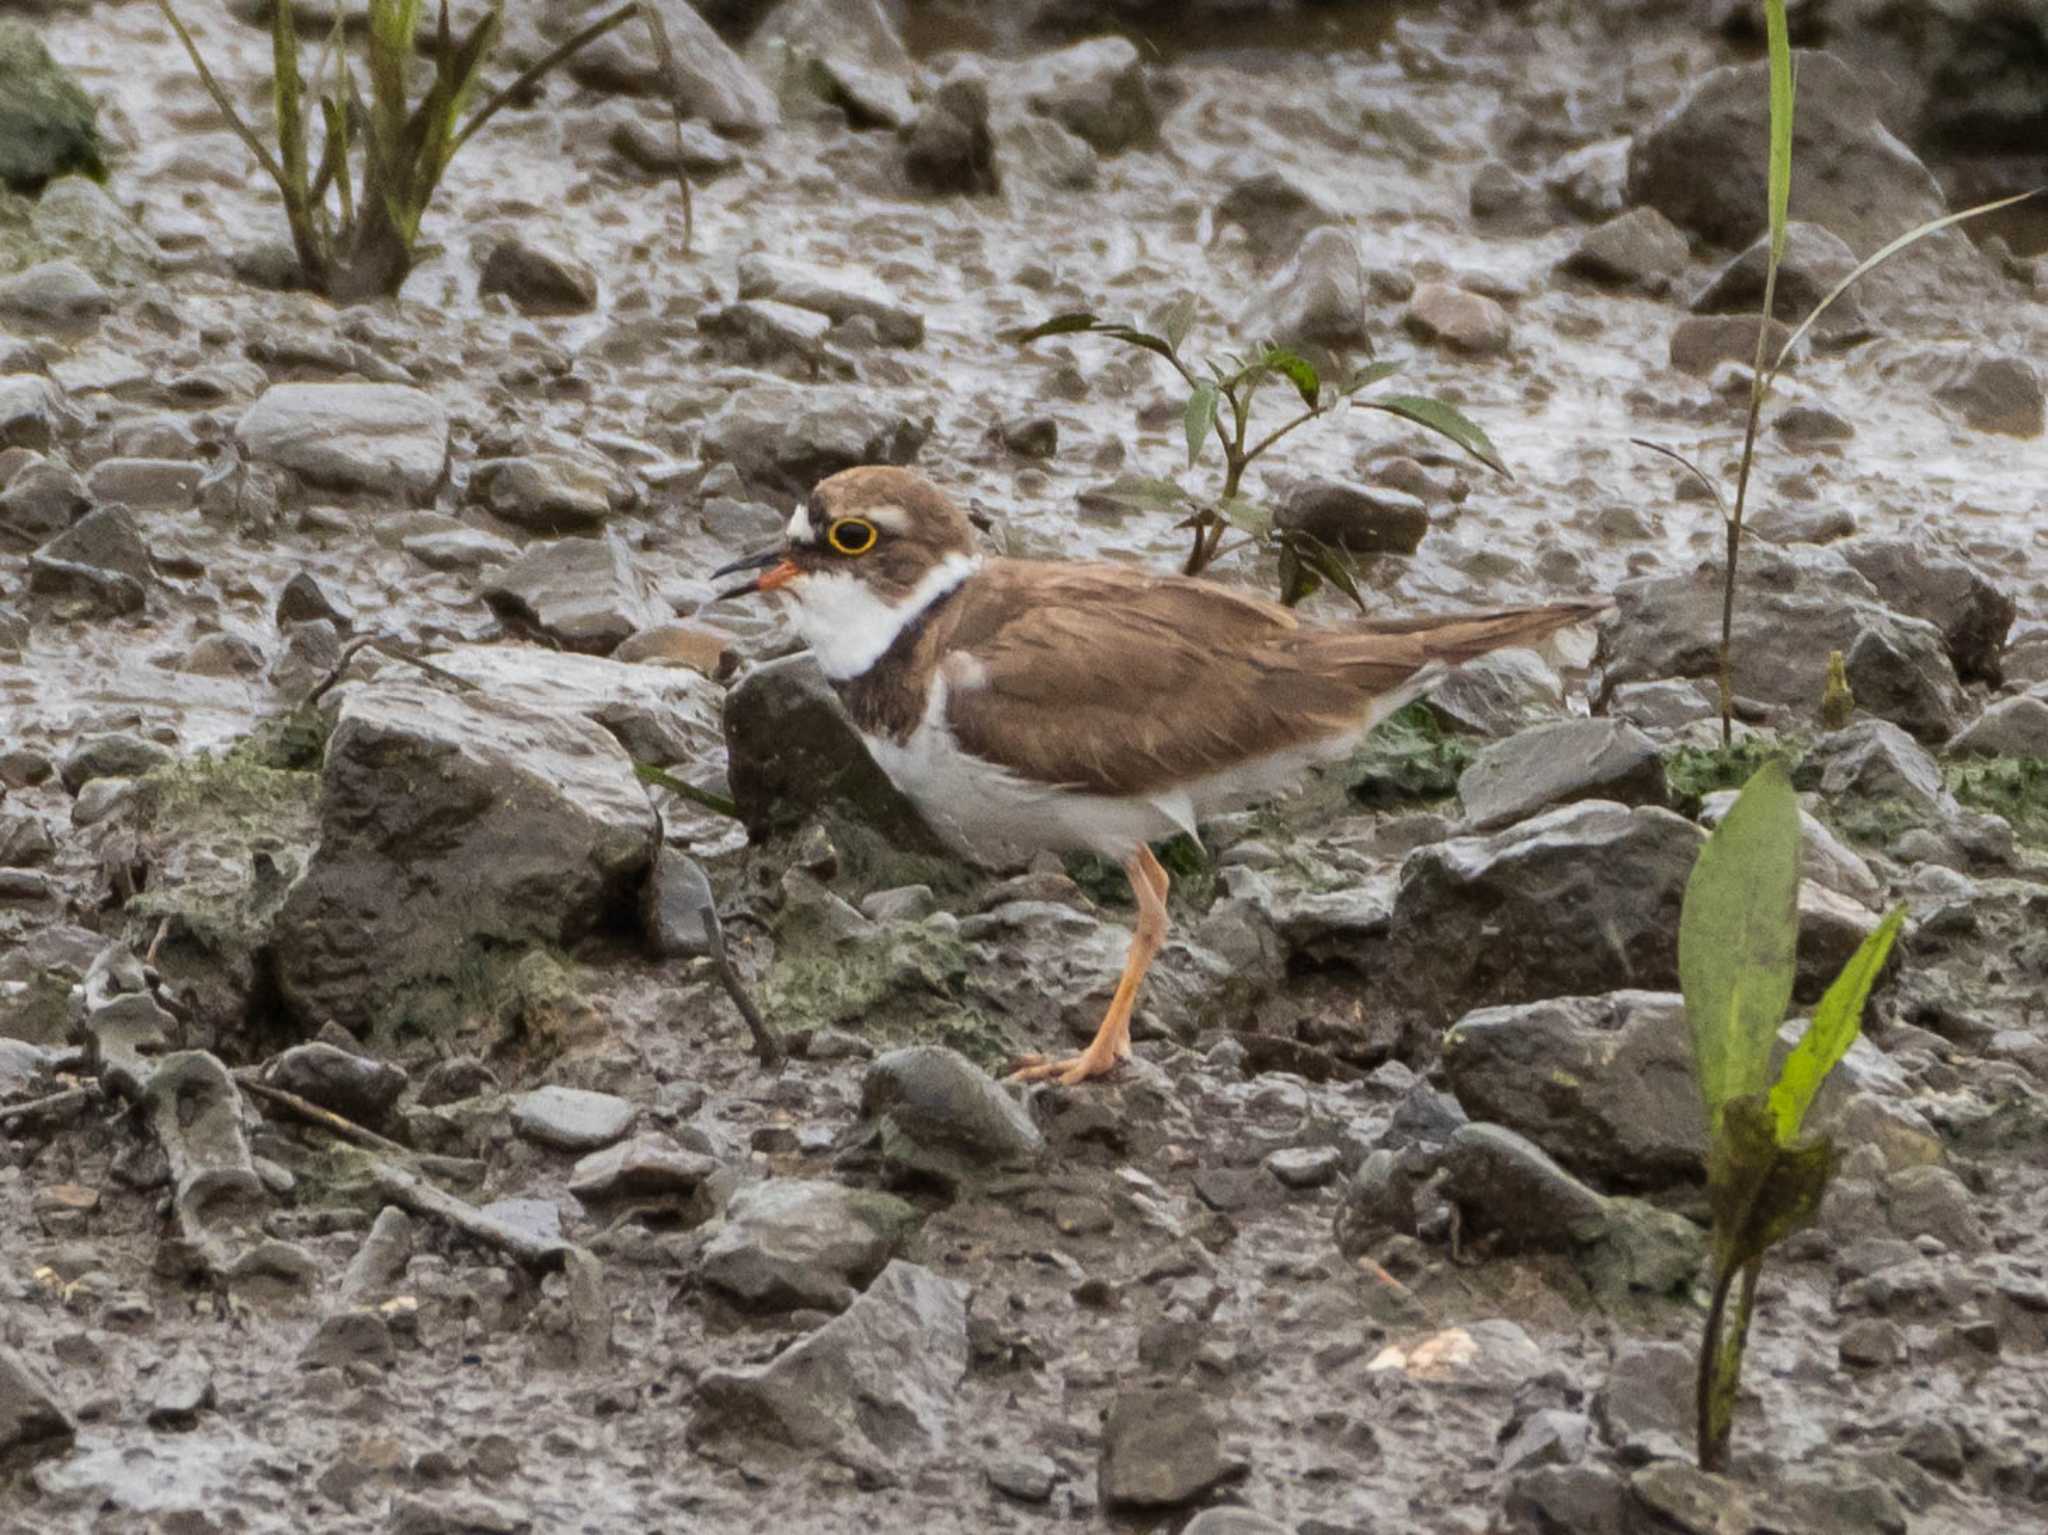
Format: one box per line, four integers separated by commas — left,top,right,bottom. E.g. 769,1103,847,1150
1099,325,1178,363
1276,541,1315,606
1297,536,1367,613
1160,292,1197,353
1003,311,1101,344
1341,360,1402,395
1095,474,1190,513
1257,346,1320,408
1366,394,1511,478
1680,759,1801,1121
1764,0,1794,265
1766,190,2041,385
1184,381,1219,468
1768,903,1904,1143
1218,495,1271,538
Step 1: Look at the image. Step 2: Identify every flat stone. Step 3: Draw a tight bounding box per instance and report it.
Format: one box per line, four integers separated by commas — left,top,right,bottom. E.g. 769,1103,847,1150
1457,718,1667,831
1669,313,1794,376
0,258,110,323
1265,1145,1343,1189
1099,1385,1242,1511
511,1085,636,1152
986,1451,1059,1502
478,236,598,315
481,533,665,654
1560,207,1691,294
1012,36,1157,153
861,1046,1044,1189
59,731,170,792
0,1346,76,1468
1405,282,1511,354
1440,1122,1613,1248
700,1179,917,1312
467,453,632,534
747,0,917,130
567,1133,717,1199
1596,1341,1695,1462
697,383,930,499
1365,1318,1548,1392
237,382,449,500
1275,478,1428,556
1951,692,2048,757
736,252,924,347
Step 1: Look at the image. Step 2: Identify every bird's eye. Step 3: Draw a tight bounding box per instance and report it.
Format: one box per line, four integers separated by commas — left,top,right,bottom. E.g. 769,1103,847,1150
827,518,878,556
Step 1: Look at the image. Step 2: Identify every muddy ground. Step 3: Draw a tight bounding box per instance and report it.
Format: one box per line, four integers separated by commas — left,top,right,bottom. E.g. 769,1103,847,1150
3,1,2048,1532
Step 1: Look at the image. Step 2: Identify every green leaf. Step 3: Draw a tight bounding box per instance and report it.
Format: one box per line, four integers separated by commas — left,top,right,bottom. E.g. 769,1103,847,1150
1003,311,1102,344
1768,904,1904,1143
1341,360,1402,395
1764,0,1794,266
1297,536,1367,614
1098,325,1178,363
1160,292,1197,353
1184,381,1219,468
1257,346,1320,408
1095,475,1191,514
1365,394,1511,478
271,0,308,206
1709,1093,1834,1269
1217,495,1271,538
1680,759,1801,1123
1276,540,1315,607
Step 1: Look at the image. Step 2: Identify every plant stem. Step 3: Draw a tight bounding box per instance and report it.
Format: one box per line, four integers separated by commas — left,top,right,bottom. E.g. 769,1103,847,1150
1696,1253,1763,1472
1245,404,1324,465
451,3,636,157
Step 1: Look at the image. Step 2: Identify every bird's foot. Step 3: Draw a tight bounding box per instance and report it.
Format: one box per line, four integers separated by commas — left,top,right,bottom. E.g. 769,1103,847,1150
1008,1041,1127,1087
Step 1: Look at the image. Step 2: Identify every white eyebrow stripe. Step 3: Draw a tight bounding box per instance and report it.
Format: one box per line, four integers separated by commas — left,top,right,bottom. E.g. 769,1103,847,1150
864,502,911,533
787,501,813,541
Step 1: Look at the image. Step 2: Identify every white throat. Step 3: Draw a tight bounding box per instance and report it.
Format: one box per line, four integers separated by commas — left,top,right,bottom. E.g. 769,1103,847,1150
786,551,981,681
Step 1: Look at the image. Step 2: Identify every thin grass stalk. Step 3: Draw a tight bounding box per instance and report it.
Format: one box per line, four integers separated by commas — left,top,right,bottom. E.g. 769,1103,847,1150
150,0,289,190
451,3,636,157
631,0,694,255
1696,1254,1763,1471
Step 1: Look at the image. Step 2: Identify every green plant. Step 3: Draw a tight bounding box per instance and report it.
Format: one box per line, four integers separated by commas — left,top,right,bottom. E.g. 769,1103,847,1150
1635,0,2038,746
1006,299,1506,608
153,0,688,300
1679,758,1904,1472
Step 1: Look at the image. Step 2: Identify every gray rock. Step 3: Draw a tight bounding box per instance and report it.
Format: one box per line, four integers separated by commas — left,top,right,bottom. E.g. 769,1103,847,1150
736,252,924,347
468,453,632,534
701,299,834,370
1559,207,1691,294
1366,1317,1548,1391
1747,498,1856,543
698,382,930,498
567,1133,716,1199
1099,1385,1242,1511
1692,221,1864,335
59,731,170,792
1382,802,1704,1042
274,680,658,1033
1457,718,1667,831
748,0,917,130
1696,792,1885,909
1274,478,1427,556
1505,1464,1630,1535
0,807,53,867
28,502,152,616
1441,993,1704,1188
0,1346,76,1469
1838,534,2016,685
1265,1145,1342,1189
999,114,1097,190
142,1051,265,1255
1500,1408,1591,1474
0,374,76,451
299,1309,396,1369
337,1207,414,1304
1240,226,1372,363
1425,649,1566,737
1930,352,2044,438
1544,137,1630,220
693,1260,968,1477
1814,718,1986,849
722,652,940,846
904,73,998,195
0,257,110,323
0,21,103,192
1405,281,1511,355
1885,1164,1989,1255
604,106,744,177
861,1045,1044,1189
0,454,86,533
265,1041,408,1125
438,255,571,349
701,1179,917,1311
83,456,203,510
1950,691,2048,758
481,533,665,654
512,1085,636,1152
145,1349,215,1429
1596,1341,1694,1462
568,0,777,134
1013,36,1157,154
1440,1122,1613,1249
986,1451,1059,1502
1771,404,1857,452
1668,312,1792,376
1214,169,1341,270
424,642,724,768
1596,543,1965,742
642,846,722,960
1627,50,1987,308
7,176,159,287
1470,159,1544,231
237,382,450,500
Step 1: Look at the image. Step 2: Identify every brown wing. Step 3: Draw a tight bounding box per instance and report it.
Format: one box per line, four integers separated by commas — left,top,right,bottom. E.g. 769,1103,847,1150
935,560,1604,799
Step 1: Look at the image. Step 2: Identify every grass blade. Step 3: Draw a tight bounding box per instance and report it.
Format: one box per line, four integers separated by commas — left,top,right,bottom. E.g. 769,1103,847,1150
1365,394,1511,478
1679,759,1801,1122
271,0,308,209
1630,437,1730,523
149,0,288,188
1768,904,1904,1143
1003,312,1102,344
1184,381,1219,468
1765,0,1793,264
1766,191,2041,385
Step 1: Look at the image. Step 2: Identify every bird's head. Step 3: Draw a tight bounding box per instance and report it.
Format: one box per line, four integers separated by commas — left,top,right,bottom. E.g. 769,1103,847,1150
713,466,983,680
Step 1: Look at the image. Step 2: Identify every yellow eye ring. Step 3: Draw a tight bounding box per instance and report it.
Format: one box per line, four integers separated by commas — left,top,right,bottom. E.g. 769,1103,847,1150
828,518,878,556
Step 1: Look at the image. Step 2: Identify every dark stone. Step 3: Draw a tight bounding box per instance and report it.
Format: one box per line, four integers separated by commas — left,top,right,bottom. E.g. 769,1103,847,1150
1440,1123,1612,1250
479,237,599,315
1560,207,1690,294
1456,719,1668,831
265,1041,409,1125
0,1346,75,1470
904,74,999,195
1275,479,1429,556
1099,1385,1243,1511
1692,221,1864,335
0,19,104,193
860,1045,1044,1190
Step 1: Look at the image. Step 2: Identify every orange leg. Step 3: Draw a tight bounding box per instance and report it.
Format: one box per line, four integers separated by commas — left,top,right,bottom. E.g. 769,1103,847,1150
1011,844,1170,1086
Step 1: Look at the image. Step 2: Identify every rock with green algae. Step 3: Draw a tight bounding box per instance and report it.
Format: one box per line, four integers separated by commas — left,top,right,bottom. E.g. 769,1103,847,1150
0,21,104,195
